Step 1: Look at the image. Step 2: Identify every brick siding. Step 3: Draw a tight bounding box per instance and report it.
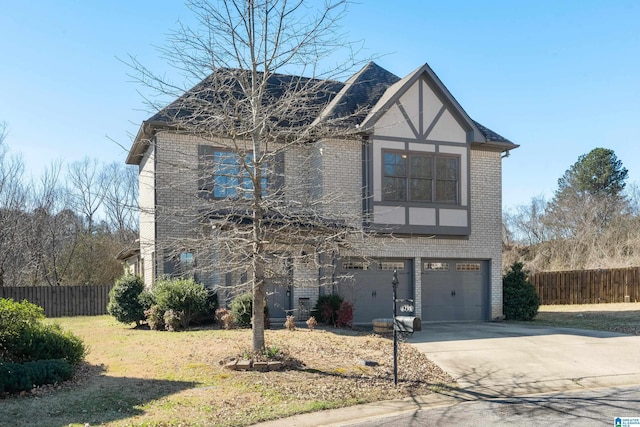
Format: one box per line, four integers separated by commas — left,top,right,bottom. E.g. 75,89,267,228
140,131,504,319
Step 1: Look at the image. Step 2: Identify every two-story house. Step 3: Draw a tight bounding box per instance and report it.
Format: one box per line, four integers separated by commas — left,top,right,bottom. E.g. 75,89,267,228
125,61,517,324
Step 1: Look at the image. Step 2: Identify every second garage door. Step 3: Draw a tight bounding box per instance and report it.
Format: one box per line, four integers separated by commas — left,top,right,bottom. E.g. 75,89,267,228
421,259,489,321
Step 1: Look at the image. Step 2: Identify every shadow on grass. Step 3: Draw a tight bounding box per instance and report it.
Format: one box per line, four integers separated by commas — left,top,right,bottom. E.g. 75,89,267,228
0,364,198,427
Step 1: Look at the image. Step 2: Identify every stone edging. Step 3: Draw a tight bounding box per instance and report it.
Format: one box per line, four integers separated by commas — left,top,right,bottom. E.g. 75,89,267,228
224,359,284,371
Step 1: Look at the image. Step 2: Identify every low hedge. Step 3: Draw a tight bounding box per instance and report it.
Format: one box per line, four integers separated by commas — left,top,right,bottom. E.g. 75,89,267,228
5,323,86,365
0,299,86,365
0,359,74,394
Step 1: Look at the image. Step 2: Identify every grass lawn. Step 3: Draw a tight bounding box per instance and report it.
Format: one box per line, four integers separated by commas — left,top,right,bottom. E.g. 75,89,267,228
3,304,637,426
0,316,452,427
532,302,640,335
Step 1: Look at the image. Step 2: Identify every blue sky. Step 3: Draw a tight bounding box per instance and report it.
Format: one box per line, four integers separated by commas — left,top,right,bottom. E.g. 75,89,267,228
1,1,639,210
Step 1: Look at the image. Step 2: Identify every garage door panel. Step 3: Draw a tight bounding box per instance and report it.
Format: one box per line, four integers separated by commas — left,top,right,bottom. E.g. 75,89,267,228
337,259,413,324
421,260,488,322
422,271,455,321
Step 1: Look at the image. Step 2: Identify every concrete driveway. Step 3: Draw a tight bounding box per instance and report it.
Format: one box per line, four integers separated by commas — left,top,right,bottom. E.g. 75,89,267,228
253,323,640,427
408,322,640,397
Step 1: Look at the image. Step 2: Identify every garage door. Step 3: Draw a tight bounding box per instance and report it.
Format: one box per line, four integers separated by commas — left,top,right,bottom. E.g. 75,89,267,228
421,260,489,321
337,258,413,324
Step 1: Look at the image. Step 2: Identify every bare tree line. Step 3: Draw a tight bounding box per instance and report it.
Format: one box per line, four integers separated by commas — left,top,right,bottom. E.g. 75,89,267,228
503,148,640,273
0,125,138,286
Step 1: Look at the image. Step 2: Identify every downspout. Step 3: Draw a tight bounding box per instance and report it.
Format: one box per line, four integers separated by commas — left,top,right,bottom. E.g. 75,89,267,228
153,135,158,284
361,133,371,226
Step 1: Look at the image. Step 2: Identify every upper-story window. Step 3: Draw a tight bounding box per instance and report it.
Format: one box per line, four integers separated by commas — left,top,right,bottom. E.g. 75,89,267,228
199,146,268,199
382,150,458,204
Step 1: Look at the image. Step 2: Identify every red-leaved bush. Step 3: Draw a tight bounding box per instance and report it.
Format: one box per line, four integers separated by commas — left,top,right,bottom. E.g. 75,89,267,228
321,303,335,326
336,301,354,328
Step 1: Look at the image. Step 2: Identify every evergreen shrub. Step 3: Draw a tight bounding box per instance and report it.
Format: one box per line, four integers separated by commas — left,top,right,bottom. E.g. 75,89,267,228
0,299,85,365
107,274,146,326
8,323,86,365
144,277,208,329
0,359,74,393
230,293,270,329
0,298,44,349
503,262,541,321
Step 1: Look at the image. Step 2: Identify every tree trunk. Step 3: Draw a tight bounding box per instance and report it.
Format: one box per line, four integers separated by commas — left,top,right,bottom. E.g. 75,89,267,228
252,263,266,352
251,148,266,352
251,219,266,352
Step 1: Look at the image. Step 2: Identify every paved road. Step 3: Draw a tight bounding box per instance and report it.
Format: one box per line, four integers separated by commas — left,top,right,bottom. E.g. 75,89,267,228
345,385,640,427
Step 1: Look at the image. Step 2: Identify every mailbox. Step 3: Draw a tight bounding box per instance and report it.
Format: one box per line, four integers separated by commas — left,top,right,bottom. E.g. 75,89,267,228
394,316,421,333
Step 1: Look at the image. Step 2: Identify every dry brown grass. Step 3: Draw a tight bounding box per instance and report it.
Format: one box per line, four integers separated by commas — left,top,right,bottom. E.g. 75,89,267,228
534,302,640,335
0,316,453,427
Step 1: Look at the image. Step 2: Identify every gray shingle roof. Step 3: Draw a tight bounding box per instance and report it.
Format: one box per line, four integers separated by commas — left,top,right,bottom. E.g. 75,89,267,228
317,61,401,124
472,120,511,143
128,62,515,164
147,69,344,129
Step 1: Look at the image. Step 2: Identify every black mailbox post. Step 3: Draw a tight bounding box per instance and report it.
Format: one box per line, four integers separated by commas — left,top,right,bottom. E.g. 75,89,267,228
392,269,398,385
392,269,421,385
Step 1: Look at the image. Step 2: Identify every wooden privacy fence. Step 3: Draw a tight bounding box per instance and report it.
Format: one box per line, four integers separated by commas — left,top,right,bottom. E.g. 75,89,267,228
0,285,113,317
530,267,640,305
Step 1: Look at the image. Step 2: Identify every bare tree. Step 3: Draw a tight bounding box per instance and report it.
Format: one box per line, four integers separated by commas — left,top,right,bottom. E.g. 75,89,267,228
509,196,549,246
25,162,81,286
0,122,7,145
102,162,138,241
66,157,108,233
0,124,30,286
128,0,367,351
0,122,137,286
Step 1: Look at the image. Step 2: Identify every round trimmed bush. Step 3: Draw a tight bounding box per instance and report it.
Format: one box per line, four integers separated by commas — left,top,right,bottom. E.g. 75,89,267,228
0,298,86,365
230,293,253,328
107,275,146,326
503,262,540,321
152,277,209,329
0,298,44,347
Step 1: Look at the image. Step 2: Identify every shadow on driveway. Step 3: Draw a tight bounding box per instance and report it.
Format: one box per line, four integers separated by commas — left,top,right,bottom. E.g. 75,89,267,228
408,322,640,397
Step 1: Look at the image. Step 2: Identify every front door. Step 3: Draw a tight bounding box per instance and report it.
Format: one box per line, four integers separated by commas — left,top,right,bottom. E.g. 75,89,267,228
264,256,292,318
